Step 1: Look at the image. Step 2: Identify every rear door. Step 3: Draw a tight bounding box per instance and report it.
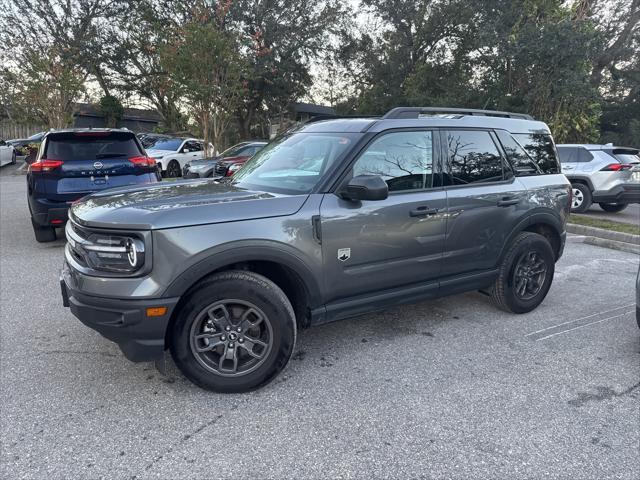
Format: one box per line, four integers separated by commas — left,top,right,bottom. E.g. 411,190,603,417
39,131,154,201
442,129,528,277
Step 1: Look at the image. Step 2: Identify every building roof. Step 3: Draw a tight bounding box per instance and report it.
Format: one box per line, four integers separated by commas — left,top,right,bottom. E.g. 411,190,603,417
73,103,163,123
292,102,336,116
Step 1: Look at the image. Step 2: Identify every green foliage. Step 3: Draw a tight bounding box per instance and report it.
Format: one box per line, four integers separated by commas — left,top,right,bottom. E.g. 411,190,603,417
99,95,124,128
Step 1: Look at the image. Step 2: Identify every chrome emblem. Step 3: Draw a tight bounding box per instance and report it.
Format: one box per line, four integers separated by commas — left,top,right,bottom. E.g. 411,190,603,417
93,161,103,170
337,248,351,262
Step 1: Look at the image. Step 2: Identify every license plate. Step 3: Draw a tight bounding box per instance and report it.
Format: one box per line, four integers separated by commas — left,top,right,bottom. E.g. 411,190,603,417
632,171,640,182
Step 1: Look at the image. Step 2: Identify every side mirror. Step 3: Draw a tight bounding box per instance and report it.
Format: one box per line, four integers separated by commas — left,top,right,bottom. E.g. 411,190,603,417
341,175,388,201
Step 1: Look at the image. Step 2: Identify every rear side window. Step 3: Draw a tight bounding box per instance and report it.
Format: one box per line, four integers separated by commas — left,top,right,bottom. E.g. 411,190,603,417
496,131,541,175
445,130,506,185
512,133,560,173
44,132,142,161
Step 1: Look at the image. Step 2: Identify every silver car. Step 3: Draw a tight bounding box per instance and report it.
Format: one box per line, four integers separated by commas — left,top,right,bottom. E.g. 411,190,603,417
557,144,640,213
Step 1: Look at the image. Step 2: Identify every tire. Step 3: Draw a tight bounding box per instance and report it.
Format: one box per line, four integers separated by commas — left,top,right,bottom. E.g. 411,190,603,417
31,218,56,243
598,203,628,213
169,270,296,393
570,183,592,213
490,232,555,314
11,152,16,165
166,160,181,178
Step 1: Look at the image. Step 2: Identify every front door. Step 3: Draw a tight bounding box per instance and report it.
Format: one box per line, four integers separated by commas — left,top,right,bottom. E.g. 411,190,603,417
442,129,528,277
320,130,447,305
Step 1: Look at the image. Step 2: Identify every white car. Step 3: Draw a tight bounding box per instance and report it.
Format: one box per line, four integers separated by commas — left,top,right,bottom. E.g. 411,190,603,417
0,139,16,167
146,137,214,178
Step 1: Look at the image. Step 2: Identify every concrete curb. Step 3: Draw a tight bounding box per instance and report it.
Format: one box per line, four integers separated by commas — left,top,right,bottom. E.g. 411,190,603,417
566,223,640,245
567,235,640,255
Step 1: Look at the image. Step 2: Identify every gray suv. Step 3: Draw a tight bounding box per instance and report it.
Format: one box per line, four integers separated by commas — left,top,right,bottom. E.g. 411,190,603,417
557,144,640,213
60,107,571,392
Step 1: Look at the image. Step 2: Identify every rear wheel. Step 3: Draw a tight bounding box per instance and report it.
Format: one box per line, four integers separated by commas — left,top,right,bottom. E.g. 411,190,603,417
169,271,296,393
166,160,181,178
31,218,56,243
490,232,555,314
598,202,628,213
570,183,592,213
11,151,16,164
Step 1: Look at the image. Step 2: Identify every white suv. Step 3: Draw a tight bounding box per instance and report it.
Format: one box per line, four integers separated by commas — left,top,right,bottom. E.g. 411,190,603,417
557,144,640,213
145,137,214,178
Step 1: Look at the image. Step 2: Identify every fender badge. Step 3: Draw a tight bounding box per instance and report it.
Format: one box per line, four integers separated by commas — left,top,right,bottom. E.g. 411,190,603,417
338,248,351,262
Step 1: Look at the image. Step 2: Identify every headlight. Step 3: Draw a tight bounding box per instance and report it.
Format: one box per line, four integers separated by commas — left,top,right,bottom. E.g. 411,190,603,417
82,233,145,273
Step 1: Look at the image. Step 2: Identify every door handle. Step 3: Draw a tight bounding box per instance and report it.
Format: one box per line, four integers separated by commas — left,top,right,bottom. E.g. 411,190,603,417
497,197,520,207
409,206,439,217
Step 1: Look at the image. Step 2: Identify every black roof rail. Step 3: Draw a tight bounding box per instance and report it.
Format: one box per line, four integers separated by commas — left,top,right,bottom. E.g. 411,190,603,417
302,114,379,124
382,107,534,121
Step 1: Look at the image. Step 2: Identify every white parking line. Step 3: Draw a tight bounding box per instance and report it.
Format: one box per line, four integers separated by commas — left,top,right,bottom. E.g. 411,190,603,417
525,304,635,337
532,311,634,341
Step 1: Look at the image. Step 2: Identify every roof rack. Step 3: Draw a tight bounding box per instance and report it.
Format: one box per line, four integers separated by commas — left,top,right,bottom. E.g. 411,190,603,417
382,107,533,121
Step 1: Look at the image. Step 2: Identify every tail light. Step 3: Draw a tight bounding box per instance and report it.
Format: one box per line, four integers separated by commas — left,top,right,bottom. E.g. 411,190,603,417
601,163,632,171
226,163,243,176
129,156,156,167
29,159,64,172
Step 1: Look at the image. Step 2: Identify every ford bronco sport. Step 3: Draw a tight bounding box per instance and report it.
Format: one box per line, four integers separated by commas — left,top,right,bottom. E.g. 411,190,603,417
60,107,571,393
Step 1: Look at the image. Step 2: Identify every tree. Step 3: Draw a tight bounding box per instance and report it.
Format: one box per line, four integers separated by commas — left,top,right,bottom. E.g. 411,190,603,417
99,95,125,128
162,3,245,152
228,0,346,138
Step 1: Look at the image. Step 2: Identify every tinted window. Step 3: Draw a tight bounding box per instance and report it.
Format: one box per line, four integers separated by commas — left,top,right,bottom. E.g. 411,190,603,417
232,133,360,194
184,141,202,152
44,132,141,161
512,134,560,173
446,130,504,184
352,131,433,191
496,131,541,175
557,147,577,164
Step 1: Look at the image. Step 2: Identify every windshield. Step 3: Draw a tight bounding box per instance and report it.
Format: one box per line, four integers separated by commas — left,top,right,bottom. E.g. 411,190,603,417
220,143,250,157
615,153,640,164
232,132,360,194
146,138,182,151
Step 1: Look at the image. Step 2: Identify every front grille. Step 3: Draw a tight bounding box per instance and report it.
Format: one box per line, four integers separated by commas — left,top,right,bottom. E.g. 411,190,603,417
215,162,227,176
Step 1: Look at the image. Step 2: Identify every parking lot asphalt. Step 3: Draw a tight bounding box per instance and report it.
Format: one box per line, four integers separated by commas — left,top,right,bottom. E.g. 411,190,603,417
1,173,639,480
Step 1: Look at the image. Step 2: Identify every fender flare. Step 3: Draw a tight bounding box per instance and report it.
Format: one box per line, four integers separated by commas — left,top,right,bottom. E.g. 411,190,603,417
162,242,322,307
498,210,564,263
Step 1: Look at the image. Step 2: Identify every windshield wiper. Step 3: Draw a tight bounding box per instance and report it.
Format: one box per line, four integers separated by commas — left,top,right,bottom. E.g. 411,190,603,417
95,153,129,159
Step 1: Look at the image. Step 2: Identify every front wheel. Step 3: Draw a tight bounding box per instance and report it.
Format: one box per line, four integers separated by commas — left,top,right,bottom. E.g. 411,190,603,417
490,232,555,314
166,160,181,178
169,271,296,393
599,203,628,213
11,151,16,164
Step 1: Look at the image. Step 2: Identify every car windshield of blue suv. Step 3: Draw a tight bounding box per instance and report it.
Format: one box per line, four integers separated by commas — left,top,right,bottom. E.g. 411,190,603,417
231,132,360,194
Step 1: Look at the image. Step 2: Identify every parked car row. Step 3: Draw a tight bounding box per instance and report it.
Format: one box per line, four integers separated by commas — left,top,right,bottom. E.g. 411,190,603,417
183,141,267,178
0,139,17,167
557,143,640,213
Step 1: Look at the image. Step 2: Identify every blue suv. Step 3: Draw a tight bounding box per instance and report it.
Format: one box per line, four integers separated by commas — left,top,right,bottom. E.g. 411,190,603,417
27,129,159,242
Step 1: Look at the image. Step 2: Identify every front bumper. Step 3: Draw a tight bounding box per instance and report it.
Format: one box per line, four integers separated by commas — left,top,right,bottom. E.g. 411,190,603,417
61,265,179,362
592,184,640,204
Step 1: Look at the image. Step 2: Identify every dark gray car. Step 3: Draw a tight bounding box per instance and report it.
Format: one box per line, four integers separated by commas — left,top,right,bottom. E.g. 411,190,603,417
60,107,571,392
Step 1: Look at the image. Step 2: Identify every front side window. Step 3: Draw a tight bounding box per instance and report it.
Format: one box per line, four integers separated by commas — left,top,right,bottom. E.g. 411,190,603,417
232,132,360,194
446,130,504,185
512,133,560,173
351,131,434,192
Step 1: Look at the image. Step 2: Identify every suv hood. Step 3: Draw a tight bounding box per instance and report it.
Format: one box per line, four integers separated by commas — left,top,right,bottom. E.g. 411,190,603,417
70,180,308,230
146,149,176,158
